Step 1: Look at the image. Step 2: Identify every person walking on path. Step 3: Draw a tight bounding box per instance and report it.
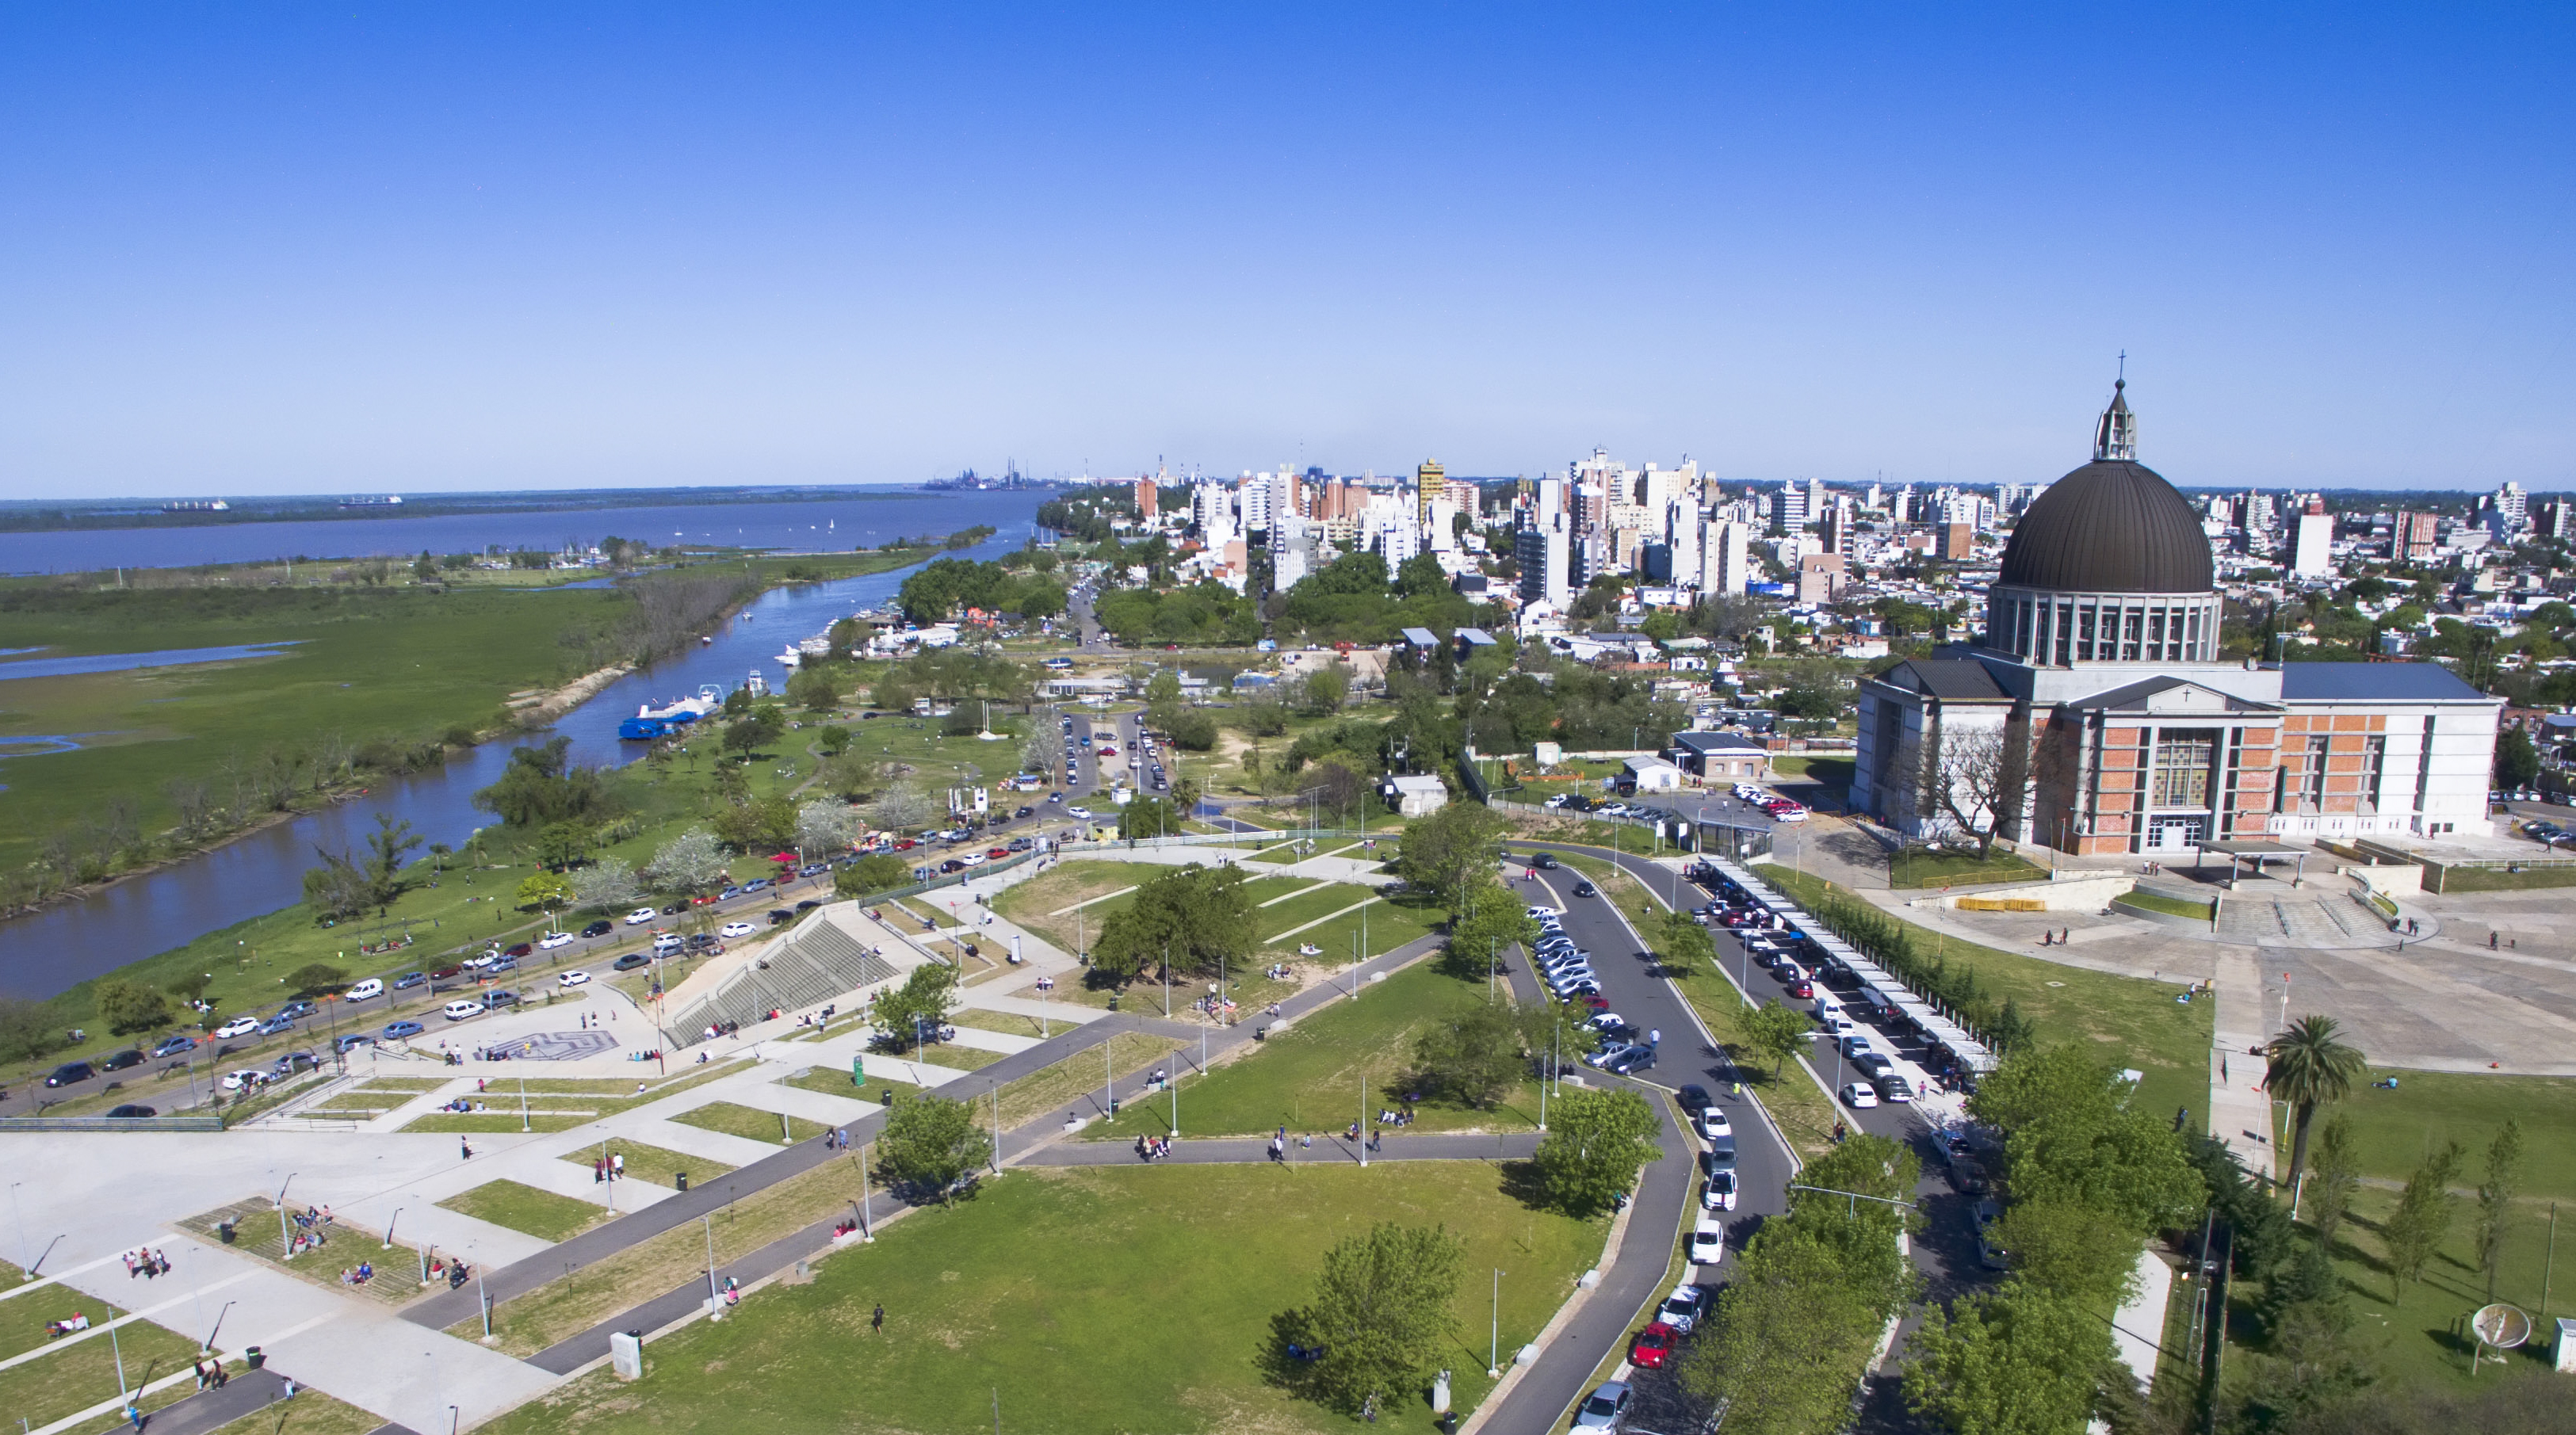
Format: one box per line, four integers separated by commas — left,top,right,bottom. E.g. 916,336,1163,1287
461,1139,473,1161
872,1303,885,1334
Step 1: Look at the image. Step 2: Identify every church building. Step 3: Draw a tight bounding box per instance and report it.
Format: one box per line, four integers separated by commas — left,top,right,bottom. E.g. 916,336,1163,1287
1852,384,2501,856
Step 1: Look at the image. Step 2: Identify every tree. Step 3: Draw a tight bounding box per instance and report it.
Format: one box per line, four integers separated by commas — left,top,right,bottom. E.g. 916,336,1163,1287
644,828,729,895
872,962,959,1050
1443,876,1538,979
1117,796,1181,842
1741,1001,1813,1078
1168,710,1219,750
0,998,55,1063
282,964,350,998
2265,1015,2367,1200
1904,1280,2111,1435
1533,1086,1661,1216
713,796,797,852
835,852,912,898
2303,1113,2362,1249
1984,1200,2142,1307
1657,906,1716,974
1088,863,1257,984
1922,723,2028,858
2472,1117,2523,1300
1021,718,1064,777
1301,662,1350,715
567,856,641,913
515,872,573,914
817,723,851,756
1273,1223,1464,1418
2379,1139,2464,1298
535,821,590,872
1393,802,1508,910
474,736,617,827
1409,1001,1527,1109
1972,1044,2199,1237
2494,727,2541,792
301,848,373,920
95,979,172,1035
871,1093,991,1203
869,782,936,832
785,663,843,712
796,800,860,855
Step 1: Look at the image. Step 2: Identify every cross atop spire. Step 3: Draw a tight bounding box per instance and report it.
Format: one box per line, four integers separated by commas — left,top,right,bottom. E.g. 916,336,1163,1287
2094,369,2137,461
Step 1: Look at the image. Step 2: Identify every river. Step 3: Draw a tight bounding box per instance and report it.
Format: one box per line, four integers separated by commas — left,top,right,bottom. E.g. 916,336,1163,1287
0,487,1040,575
0,510,1041,999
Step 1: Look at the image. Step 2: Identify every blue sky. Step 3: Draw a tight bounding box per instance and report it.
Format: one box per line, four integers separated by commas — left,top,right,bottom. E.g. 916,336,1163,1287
1,5,2568,497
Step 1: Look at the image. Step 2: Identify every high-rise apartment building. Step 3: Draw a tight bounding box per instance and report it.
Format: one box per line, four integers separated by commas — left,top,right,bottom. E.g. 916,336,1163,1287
2290,498,2333,578
1708,519,1751,595
1415,460,1445,532
1136,475,1158,521
2394,510,2440,563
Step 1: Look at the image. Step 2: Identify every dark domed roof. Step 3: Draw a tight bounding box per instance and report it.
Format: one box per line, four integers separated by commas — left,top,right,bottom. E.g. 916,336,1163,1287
1997,460,2214,593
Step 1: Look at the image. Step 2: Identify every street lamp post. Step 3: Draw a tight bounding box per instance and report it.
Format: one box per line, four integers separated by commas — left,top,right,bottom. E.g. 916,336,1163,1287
206,1299,235,1353
1489,1269,1504,1376
276,1174,296,1256
384,1208,403,1250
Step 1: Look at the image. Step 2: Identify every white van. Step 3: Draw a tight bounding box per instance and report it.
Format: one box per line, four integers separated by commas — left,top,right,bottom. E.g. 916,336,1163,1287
441,998,485,1021
343,977,384,1002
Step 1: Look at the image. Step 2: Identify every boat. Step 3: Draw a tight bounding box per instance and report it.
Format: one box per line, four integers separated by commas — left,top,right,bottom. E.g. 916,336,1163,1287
701,635,712,646
775,647,805,669
617,692,720,739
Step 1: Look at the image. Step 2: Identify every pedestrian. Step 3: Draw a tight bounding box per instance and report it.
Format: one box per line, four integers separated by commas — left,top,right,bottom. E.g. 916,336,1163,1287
461,1139,473,1161
124,1401,143,1433
612,1152,625,1180
872,1302,885,1334
594,1157,606,1184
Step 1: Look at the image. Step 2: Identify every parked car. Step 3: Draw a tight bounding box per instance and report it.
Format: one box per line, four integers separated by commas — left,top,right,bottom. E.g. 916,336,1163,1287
218,1069,269,1093
151,1034,198,1059
720,922,756,938
539,932,575,950
392,971,428,990
1841,1082,1880,1109
559,971,591,988
276,1000,318,1021
1603,1044,1655,1074
580,921,614,937
258,1015,298,1037
1656,1284,1710,1334
1572,1380,1631,1431
768,909,795,925
100,1048,145,1073
623,906,658,925
429,964,463,980
105,1104,158,1119
441,999,485,1021
213,1016,261,1040
502,942,533,958
1695,1107,1733,1142
1689,1218,1726,1265
334,1034,376,1055
1700,1169,1739,1211
384,1020,426,1040
272,1051,320,1076
1875,1074,1916,1103
483,990,521,1008
340,977,383,1002
44,1060,95,1088
1628,1322,1678,1370
613,952,652,971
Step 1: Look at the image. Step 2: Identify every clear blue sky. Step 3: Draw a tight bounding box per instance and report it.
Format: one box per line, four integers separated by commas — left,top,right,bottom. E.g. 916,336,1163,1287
2,5,2567,498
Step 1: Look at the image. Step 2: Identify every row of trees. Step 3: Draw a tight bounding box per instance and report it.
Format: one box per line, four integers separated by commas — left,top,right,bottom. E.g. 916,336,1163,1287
1785,883,2038,1055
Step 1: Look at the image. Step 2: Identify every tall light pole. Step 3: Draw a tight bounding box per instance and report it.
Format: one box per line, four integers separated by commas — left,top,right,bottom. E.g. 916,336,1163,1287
384,1208,403,1251
277,1174,297,1256
206,1299,235,1353
9,1181,27,1279
702,1215,720,1311
1489,1269,1504,1376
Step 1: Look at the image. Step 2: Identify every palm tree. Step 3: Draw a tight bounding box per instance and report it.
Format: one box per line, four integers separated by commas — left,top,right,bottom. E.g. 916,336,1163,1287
2265,1014,2368,1202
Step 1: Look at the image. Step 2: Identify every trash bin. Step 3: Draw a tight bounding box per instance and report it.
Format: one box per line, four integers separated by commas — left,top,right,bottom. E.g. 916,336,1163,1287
217,1221,236,1245
1106,994,1121,1011
245,1347,265,1369
675,1172,689,1193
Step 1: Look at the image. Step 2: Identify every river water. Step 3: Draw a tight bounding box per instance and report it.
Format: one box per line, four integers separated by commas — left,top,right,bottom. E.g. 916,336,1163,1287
0,488,1036,575
0,506,1041,999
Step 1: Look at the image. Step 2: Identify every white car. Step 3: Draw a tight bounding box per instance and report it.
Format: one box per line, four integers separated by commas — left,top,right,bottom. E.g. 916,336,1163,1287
441,998,485,1021
558,970,590,988
719,921,756,939
623,907,659,925
958,853,988,867
538,931,575,951
342,978,384,1002
1656,1283,1709,1334
1588,1012,1626,1033
213,1016,261,1040
1695,1107,1733,1142
462,952,496,970
1524,906,1561,920
1689,1216,1726,1265
219,1069,269,1093
1700,1169,1739,1211
1066,806,1092,819
1841,1082,1881,1109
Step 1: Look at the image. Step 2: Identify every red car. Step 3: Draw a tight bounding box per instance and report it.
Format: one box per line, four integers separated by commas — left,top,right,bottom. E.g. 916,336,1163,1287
895,839,919,850
691,894,719,906
429,964,462,980
1786,979,1814,999
987,848,1010,860
1630,1322,1678,1369
503,942,533,958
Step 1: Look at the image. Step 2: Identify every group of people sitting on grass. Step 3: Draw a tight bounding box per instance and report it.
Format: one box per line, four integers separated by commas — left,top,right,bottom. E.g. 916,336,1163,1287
44,1311,91,1338
338,1261,377,1286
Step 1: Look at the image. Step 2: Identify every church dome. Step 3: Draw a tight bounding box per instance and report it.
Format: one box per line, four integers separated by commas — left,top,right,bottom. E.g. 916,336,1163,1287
1997,382,2213,594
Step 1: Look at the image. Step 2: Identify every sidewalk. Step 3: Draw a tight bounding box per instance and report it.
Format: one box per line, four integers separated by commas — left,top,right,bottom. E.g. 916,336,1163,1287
2208,946,2276,1184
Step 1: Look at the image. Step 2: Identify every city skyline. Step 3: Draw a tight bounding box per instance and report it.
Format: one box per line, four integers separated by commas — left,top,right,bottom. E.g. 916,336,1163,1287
2,5,2569,498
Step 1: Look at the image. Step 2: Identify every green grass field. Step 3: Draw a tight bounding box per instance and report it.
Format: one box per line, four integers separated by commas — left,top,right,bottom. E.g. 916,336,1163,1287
672,1100,829,1145
556,1138,734,1190
1888,848,2049,889
1757,864,2212,1123
1096,961,1544,1140
2292,1181,2576,1392
2299,1069,2576,1202
437,1180,608,1242
479,1162,1608,1435
783,1063,928,1106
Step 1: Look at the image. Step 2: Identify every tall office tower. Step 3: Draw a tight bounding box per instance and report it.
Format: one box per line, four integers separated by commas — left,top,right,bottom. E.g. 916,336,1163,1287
2242,490,2276,533
1136,475,1159,521
1271,515,1315,590
1426,498,1458,551
1995,483,2022,516
1378,520,1420,567
1416,460,1446,531
2538,498,2575,540
1771,483,1808,533
1446,475,1481,522
1806,477,1825,528
1573,530,1608,590
2290,498,2333,578
1894,484,1915,523
1708,519,1751,594
1641,464,1680,515
1193,482,1237,547
1821,496,1856,555
2394,510,2440,562
1572,480,1607,532
1665,499,1703,587
1238,472,1272,536
1864,481,1882,511
1515,517,1571,609
2493,480,2528,529
1537,475,1565,527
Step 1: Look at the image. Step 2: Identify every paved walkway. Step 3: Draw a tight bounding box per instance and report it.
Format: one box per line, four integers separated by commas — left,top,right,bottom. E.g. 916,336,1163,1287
2208,947,2277,1184
2108,1249,2174,1391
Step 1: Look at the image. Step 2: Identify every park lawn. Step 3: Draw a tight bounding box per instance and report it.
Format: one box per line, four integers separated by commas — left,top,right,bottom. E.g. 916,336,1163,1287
1757,865,2212,1124
201,1387,384,1435
783,1064,929,1107
953,1007,1062,1040
437,1180,608,1243
0,1305,204,1435
1888,849,2049,889
556,1139,734,1191
915,1044,1004,1072
2117,891,2215,920
1259,890,1442,967
1253,885,1378,943
984,860,1168,953
462,1150,881,1357
2278,1182,2576,1394
2433,865,2576,893
672,1101,830,1145
1095,961,1543,1141
478,1161,1609,1435
2293,1070,2576,1202
400,1112,601,1134
303,1093,406,1116
994,1031,1174,1128
354,1076,450,1093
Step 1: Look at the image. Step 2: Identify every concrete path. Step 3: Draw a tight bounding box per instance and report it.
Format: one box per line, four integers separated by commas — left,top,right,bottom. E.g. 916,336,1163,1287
2108,1248,2174,1391
2209,946,2277,1184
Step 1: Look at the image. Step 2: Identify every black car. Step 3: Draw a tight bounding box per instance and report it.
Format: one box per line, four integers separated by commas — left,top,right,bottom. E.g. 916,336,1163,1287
1529,852,1560,868
613,952,652,971
1014,805,1034,819
1571,880,1598,899
44,1060,94,1087
101,1049,146,1073
663,902,687,915
581,920,614,938
768,909,795,925
1676,1083,1712,1113
392,971,428,990
105,1104,157,1119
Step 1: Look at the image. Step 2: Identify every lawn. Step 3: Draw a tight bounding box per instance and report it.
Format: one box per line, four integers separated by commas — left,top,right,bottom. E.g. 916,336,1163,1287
993,1031,1174,1128
0,1297,203,1435
1887,848,2049,889
1757,865,2212,1124
672,1101,830,1146
1252,885,1379,943
1095,961,1544,1140
560,1138,735,1191
984,860,1171,953
477,1162,1609,1435
437,1180,608,1243
2296,1069,2576,1202
203,1387,385,1435
915,1044,1004,1072
782,1063,931,1107
2116,890,2215,920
